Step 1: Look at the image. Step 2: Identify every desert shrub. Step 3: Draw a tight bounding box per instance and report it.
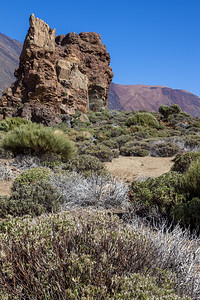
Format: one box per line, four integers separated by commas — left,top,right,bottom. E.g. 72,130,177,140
172,152,200,173
182,160,200,197
83,143,114,162
168,112,191,127
1,123,75,160
128,124,159,137
132,131,151,140
109,126,128,137
131,172,185,221
150,142,179,157
0,117,31,132
74,130,92,142
115,134,133,148
0,167,64,217
102,139,119,149
12,154,41,170
128,125,145,133
157,129,183,138
126,112,160,128
159,104,181,119
184,136,200,150
94,125,127,141
13,167,51,187
0,181,63,218
120,141,149,156
172,197,200,231
0,146,13,159
0,211,197,299
50,173,129,210
120,146,149,157
87,111,98,123
76,141,93,155
64,154,109,177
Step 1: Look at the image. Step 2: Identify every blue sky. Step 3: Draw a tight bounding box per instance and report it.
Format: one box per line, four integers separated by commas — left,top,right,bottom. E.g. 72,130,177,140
1,0,200,96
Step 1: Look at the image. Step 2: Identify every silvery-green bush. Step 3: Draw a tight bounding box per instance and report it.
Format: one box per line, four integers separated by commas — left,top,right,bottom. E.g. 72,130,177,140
49,172,129,210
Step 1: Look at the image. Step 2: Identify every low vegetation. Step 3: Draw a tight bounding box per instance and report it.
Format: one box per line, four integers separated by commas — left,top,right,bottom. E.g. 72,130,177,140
0,211,198,299
1,105,200,298
1,123,75,160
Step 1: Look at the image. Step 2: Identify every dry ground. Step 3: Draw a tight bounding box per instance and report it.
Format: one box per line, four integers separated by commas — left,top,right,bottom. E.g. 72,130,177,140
0,181,13,196
104,155,174,183
0,158,17,196
0,156,174,196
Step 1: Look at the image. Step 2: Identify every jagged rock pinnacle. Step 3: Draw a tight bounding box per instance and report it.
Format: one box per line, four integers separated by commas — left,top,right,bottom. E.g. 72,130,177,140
0,15,113,125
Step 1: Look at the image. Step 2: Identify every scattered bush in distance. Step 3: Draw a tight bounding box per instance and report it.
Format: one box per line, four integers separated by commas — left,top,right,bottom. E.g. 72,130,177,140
159,104,182,119
126,112,160,128
65,154,109,177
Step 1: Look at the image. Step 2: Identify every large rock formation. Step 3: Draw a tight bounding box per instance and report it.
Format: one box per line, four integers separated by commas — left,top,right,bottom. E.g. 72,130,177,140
0,14,113,125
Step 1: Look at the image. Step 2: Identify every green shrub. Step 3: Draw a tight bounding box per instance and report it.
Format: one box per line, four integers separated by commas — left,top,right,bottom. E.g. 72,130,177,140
83,144,114,162
182,160,200,197
94,125,128,141
159,104,181,119
157,129,183,138
74,131,92,142
131,172,185,218
126,112,160,129
0,167,64,218
1,123,75,160
102,139,119,149
0,146,13,159
120,141,149,156
65,154,109,177
184,136,200,149
0,181,63,218
121,146,149,157
172,152,200,173
172,197,200,231
129,125,158,137
115,134,133,149
150,142,179,157
0,117,31,132
13,167,51,187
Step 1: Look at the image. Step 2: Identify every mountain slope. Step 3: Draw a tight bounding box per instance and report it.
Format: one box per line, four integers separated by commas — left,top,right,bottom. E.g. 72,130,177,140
0,33,22,94
108,82,200,117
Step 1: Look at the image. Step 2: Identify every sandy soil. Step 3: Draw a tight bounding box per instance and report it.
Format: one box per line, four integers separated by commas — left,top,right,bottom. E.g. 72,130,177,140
0,156,174,196
0,181,13,196
104,156,174,183
0,158,16,196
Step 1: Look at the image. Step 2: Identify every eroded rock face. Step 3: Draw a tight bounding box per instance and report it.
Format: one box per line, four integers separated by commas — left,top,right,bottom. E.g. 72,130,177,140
0,14,113,125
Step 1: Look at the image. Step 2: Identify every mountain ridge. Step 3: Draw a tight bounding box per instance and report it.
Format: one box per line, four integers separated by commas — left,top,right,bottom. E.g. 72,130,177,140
108,82,200,117
0,32,22,94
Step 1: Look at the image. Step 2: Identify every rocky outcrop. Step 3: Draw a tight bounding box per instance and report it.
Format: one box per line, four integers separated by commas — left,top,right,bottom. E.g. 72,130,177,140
0,14,113,125
108,83,200,117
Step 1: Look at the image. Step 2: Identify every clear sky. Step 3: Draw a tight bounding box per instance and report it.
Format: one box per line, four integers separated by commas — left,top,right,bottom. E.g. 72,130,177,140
1,0,200,96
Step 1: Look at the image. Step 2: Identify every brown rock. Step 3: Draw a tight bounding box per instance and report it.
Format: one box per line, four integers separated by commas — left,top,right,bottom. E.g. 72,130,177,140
0,14,113,125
